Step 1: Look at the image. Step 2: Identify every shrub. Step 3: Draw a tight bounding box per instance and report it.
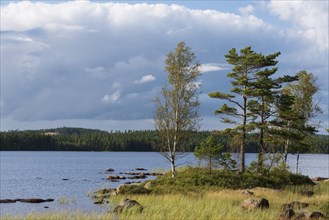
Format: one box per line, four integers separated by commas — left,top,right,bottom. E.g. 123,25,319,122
149,166,314,193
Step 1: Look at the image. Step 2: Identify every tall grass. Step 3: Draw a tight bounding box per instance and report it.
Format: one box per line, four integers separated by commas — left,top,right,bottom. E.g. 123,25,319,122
3,183,328,220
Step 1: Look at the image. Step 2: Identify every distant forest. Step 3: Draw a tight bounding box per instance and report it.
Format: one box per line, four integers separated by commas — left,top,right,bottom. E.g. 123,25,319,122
0,127,328,153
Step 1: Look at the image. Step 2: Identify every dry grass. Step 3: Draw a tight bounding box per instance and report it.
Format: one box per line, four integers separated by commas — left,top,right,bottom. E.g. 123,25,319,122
2,182,328,220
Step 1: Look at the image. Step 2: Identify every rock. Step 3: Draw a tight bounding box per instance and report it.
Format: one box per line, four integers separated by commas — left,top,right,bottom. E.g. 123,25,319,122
106,168,115,172
135,168,147,171
290,201,309,209
242,198,269,209
0,199,17,203
94,188,116,195
116,184,150,195
281,202,309,211
127,173,147,179
93,199,104,204
113,198,143,213
241,190,254,196
312,177,329,181
17,198,54,203
62,178,69,181
144,182,152,189
93,188,117,203
295,213,306,220
299,190,314,197
306,211,326,219
278,208,295,220
106,175,126,180
44,206,49,209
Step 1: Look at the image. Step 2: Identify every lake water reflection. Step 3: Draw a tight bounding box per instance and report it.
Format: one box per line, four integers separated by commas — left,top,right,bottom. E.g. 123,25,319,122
0,151,328,216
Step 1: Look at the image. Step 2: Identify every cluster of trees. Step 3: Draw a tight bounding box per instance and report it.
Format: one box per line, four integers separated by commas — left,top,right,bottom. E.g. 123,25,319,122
1,128,327,153
0,128,208,151
154,42,326,177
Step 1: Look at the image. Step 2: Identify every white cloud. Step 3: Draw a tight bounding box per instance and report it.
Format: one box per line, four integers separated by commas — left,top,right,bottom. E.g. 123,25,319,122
199,63,225,73
0,1,327,132
268,0,328,51
101,90,121,104
238,5,255,16
134,74,156,84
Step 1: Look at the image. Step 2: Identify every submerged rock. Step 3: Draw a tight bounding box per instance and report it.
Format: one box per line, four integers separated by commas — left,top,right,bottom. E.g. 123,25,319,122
0,199,17,203
135,168,147,171
17,198,54,203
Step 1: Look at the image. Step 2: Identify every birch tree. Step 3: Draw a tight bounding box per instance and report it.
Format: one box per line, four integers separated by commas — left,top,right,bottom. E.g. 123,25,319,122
154,42,201,178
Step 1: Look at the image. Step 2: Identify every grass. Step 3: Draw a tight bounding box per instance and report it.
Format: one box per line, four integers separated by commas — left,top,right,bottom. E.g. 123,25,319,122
2,168,328,220
2,182,328,220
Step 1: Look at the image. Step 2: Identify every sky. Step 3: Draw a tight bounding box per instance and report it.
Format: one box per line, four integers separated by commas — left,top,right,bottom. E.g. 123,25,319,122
1,0,328,133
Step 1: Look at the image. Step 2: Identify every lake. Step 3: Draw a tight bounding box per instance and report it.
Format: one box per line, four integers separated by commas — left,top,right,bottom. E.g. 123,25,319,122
0,151,328,216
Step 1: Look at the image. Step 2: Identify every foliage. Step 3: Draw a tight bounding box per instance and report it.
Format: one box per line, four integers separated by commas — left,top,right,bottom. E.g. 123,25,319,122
154,42,201,178
149,167,314,194
1,128,327,153
209,46,282,173
194,135,236,173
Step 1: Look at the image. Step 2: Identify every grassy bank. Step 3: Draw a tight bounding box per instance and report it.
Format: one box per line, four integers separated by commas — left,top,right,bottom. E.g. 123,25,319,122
2,167,328,219
2,182,328,220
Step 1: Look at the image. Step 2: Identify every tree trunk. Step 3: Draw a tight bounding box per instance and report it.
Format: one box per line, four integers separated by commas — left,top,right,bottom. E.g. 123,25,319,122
170,155,176,178
257,100,265,172
284,138,289,164
295,152,300,174
240,95,247,173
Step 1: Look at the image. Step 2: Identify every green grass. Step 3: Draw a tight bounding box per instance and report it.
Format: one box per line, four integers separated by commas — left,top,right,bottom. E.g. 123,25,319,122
2,168,327,220
3,183,328,220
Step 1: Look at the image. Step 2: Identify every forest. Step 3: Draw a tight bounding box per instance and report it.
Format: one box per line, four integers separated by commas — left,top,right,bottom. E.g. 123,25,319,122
0,127,328,153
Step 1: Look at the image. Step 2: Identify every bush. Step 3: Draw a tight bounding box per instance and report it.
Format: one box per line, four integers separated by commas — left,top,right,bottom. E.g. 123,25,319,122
149,166,314,193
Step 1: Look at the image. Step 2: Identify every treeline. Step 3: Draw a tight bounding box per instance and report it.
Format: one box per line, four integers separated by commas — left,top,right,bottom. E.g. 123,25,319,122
0,127,328,153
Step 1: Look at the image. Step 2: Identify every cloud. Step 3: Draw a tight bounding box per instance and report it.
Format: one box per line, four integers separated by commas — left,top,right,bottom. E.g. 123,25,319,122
134,74,156,84
199,63,225,73
0,1,327,133
238,5,255,16
267,1,328,51
101,90,121,104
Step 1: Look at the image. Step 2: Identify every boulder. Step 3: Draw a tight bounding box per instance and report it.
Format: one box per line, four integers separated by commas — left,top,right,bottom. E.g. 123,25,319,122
0,199,17,203
278,208,295,220
306,211,326,219
135,168,147,171
113,198,143,213
106,168,115,172
242,198,269,209
116,184,150,195
281,202,309,211
93,188,117,204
